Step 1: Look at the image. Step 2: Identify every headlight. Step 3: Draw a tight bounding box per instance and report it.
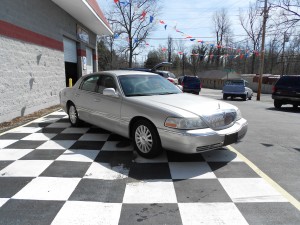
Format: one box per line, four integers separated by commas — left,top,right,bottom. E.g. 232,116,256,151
236,109,242,121
164,117,208,129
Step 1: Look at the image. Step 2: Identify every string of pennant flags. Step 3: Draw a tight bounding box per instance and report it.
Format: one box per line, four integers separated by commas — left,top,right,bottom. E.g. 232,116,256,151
112,0,260,58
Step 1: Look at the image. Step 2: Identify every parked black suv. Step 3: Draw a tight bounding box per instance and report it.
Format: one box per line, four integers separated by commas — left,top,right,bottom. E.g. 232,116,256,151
178,75,202,95
272,75,300,109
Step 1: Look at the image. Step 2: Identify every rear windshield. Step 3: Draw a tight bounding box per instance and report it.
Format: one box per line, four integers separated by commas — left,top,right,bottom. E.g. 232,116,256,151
276,76,300,87
225,80,244,85
184,77,200,82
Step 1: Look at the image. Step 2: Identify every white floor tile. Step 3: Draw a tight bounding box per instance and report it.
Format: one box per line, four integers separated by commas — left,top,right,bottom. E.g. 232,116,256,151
101,141,133,151
33,118,59,123
178,203,249,225
0,198,9,207
169,162,217,179
78,133,110,141
52,201,122,225
122,180,177,203
0,140,18,149
61,128,89,134
0,148,34,160
201,149,243,162
9,127,42,133
84,162,129,180
56,150,100,162
36,140,76,149
48,111,67,116
219,178,288,202
13,177,80,201
21,133,56,141
0,160,53,177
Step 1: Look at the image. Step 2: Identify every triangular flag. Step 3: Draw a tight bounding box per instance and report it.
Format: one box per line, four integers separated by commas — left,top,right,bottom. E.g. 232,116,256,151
140,11,146,20
164,25,167,30
149,16,154,23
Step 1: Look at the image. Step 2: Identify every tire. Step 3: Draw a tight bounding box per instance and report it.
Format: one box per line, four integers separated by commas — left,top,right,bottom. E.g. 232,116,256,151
132,119,162,158
293,104,298,109
274,100,282,109
68,103,81,127
223,94,227,100
248,94,252,100
242,94,247,101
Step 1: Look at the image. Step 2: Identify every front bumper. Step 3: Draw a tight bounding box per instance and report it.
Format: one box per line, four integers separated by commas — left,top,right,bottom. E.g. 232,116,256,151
158,118,248,154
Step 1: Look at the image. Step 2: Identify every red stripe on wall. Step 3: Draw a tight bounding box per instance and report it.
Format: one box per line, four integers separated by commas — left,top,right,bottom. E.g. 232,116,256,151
0,20,63,51
86,0,111,28
77,49,86,57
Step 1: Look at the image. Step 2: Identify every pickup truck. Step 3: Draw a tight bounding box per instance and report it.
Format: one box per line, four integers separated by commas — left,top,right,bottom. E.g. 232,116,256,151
222,79,253,101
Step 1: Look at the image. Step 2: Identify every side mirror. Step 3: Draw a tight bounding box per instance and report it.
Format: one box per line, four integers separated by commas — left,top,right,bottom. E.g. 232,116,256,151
103,88,119,97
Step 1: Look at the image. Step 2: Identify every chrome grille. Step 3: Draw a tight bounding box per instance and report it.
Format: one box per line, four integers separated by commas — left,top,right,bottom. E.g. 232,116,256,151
202,110,237,130
196,143,224,152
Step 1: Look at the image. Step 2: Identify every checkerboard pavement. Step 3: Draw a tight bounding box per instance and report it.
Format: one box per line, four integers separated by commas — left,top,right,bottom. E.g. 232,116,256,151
0,110,299,225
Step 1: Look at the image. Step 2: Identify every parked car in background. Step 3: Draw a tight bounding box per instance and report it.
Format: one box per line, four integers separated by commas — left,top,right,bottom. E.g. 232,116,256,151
178,75,202,95
122,62,178,85
272,75,300,109
60,70,248,158
222,79,253,101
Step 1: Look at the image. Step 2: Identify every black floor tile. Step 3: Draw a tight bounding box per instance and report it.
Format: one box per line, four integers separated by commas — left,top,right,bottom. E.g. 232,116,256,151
52,133,83,140
107,134,130,141
128,163,172,180
0,133,31,140
167,151,205,162
0,161,13,171
0,177,33,198
94,151,134,167
173,179,232,203
69,141,105,150
37,128,65,133
0,199,64,225
119,203,183,225
86,127,111,134
208,162,260,178
20,150,65,160
40,161,91,178
69,179,126,203
4,140,45,149
23,123,51,128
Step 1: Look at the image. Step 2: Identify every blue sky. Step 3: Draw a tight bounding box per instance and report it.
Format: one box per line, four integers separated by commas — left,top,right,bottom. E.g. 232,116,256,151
97,0,257,58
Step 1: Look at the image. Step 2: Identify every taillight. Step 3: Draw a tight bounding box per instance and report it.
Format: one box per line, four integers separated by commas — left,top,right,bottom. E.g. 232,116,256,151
182,82,184,87
272,86,277,93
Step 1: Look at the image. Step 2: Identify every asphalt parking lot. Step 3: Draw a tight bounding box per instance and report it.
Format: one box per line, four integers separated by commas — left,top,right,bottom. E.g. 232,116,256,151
0,89,299,225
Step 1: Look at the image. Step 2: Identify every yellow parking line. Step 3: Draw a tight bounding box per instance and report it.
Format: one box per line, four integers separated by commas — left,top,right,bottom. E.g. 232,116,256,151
227,145,300,211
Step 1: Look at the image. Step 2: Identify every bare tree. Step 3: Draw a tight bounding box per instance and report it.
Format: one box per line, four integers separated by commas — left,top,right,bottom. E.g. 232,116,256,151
212,8,232,68
239,3,263,74
271,0,300,28
109,0,161,67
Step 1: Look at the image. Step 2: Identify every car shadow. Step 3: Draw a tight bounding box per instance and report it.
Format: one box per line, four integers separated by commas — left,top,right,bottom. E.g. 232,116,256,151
266,107,300,113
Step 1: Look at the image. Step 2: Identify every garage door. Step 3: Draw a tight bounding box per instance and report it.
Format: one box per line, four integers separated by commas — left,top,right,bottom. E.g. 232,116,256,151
86,47,93,74
63,37,77,63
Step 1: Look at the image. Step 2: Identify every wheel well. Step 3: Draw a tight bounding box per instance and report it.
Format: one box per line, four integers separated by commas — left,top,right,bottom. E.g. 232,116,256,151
66,100,74,112
129,116,158,139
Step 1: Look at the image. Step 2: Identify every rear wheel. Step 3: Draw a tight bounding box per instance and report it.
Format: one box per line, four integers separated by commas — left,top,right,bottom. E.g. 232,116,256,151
274,100,282,109
132,119,162,158
242,94,247,101
223,94,227,100
68,103,81,127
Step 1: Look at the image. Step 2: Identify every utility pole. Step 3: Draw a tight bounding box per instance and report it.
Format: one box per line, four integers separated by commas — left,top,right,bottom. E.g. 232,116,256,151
257,0,268,101
182,53,185,76
281,32,288,77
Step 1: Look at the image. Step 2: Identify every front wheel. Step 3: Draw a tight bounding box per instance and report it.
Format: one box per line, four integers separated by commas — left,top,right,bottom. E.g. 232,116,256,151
274,100,282,109
223,94,227,100
132,120,162,158
68,103,81,127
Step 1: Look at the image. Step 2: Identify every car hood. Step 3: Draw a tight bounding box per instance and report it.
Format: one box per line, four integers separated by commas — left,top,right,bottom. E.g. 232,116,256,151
131,93,237,117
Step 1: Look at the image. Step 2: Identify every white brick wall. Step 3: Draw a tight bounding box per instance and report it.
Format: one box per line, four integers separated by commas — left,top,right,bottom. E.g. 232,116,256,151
0,36,65,123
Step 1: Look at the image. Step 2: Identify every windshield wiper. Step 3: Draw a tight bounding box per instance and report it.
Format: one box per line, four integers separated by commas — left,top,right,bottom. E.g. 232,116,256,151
126,93,153,97
157,92,178,95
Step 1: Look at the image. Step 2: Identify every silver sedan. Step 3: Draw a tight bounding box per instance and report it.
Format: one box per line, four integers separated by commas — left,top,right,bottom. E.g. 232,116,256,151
59,70,248,158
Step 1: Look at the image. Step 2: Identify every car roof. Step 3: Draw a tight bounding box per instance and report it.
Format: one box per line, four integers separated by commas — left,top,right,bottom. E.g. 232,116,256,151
85,70,159,77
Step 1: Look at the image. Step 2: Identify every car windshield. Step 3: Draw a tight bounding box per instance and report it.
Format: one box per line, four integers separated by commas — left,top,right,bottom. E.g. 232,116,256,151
118,74,181,97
